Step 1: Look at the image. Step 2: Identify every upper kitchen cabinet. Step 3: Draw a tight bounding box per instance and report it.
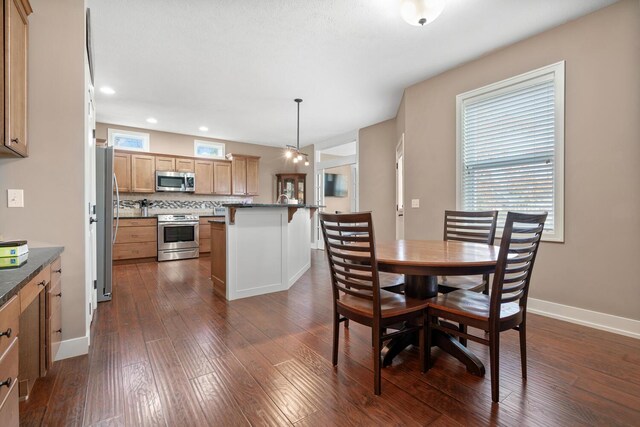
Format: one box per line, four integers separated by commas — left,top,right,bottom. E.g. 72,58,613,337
131,154,155,193
194,160,214,194
113,151,131,193
175,158,194,172
231,155,260,196
0,0,32,158
155,156,175,171
213,160,231,195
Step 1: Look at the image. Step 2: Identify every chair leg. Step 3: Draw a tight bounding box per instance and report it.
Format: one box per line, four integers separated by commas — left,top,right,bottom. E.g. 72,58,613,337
419,315,427,373
458,324,467,347
332,312,340,367
519,320,527,380
344,318,349,328
373,328,382,395
489,330,500,403
425,313,433,371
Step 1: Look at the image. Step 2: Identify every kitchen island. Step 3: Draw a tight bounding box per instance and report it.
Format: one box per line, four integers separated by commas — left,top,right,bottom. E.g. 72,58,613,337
210,204,318,300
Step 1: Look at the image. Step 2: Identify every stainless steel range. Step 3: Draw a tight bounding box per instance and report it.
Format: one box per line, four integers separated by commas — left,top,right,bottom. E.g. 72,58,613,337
157,214,200,261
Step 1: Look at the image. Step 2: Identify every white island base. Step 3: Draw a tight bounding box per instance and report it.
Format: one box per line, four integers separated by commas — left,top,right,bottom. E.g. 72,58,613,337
219,205,314,301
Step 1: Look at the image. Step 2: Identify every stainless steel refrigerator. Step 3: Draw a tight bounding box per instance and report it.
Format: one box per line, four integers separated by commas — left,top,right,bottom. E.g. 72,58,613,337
96,146,119,302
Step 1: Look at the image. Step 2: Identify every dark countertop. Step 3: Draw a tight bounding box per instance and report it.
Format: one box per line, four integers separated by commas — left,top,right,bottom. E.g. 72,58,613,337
118,214,224,219
222,204,321,208
208,219,226,224
0,247,64,306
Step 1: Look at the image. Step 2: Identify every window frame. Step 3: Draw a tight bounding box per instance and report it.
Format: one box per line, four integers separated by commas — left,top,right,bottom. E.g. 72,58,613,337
456,61,565,242
194,140,226,159
108,128,150,152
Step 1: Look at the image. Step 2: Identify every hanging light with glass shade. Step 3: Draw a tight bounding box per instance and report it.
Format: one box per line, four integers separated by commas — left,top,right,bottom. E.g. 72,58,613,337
284,98,310,166
400,0,446,26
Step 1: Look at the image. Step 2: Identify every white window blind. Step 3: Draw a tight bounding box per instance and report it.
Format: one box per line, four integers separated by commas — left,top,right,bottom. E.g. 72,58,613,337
457,62,564,242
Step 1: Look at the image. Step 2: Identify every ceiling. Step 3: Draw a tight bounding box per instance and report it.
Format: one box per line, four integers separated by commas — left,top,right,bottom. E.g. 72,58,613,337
89,0,616,147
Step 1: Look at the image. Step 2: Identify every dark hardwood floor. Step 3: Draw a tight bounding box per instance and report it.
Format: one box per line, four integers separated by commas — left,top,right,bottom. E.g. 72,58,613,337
20,250,640,426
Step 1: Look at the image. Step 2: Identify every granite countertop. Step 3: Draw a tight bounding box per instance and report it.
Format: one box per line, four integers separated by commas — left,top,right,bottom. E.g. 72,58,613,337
118,214,225,219
0,247,64,306
222,203,322,208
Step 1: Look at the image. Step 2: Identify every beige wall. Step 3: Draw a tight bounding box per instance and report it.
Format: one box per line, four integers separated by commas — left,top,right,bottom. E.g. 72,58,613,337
358,119,397,242
0,0,87,339
96,123,297,203
360,0,640,319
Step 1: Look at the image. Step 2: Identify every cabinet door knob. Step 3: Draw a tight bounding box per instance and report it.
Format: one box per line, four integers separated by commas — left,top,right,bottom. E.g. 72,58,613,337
10,138,19,144
54,329,62,334
54,268,62,274
38,280,47,287
0,377,11,388
0,328,11,338
55,292,62,298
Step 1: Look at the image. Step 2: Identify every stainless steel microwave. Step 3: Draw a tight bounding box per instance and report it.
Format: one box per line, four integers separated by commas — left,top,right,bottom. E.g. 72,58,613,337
156,171,195,192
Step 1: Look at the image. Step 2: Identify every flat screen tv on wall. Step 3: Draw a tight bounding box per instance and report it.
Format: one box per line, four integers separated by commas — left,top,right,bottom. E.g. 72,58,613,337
324,173,347,197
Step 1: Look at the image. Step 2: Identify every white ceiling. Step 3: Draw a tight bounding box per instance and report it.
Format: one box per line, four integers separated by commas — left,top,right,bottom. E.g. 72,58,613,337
89,0,616,147
321,141,357,157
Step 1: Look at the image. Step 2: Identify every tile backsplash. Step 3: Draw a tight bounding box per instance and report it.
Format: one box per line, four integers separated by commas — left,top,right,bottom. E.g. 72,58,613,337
117,193,252,216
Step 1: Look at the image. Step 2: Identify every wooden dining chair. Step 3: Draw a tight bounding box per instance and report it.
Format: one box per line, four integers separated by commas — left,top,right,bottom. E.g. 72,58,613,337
320,212,429,395
425,211,547,403
438,210,499,295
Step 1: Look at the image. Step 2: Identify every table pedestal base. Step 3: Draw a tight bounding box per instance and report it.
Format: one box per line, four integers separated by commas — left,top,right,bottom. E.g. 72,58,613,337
380,274,486,377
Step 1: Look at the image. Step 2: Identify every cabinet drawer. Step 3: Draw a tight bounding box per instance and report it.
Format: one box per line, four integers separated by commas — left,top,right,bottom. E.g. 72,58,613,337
0,377,18,427
20,267,49,313
113,242,157,260
199,238,211,253
117,218,157,227
114,226,157,244
199,225,211,239
50,257,62,288
0,297,19,360
0,339,18,412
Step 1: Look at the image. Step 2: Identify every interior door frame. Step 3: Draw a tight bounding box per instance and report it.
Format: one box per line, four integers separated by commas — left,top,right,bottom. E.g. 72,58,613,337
396,134,405,240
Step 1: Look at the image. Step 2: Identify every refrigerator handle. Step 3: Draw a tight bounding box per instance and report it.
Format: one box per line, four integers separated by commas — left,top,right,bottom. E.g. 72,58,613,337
113,172,120,244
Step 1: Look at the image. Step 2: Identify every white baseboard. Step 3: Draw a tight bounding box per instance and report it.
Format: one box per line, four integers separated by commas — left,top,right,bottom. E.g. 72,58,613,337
288,262,311,287
55,335,89,361
528,298,640,339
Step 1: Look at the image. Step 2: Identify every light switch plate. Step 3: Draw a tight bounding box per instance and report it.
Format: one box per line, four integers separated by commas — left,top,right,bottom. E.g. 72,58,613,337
411,199,420,208
7,189,24,208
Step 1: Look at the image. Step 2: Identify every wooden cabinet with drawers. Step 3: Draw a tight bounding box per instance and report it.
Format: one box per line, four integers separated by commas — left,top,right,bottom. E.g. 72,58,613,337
210,221,227,297
113,218,157,261
0,295,20,421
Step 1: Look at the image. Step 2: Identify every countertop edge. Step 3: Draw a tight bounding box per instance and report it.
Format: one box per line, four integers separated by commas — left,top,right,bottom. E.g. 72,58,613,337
222,204,322,208
0,246,64,306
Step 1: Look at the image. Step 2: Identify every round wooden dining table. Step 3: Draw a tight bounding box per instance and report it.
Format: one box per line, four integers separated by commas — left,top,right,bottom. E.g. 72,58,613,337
375,240,499,375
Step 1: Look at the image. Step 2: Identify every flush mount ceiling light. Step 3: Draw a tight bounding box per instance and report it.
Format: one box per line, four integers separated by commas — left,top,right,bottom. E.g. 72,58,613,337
400,0,446,26
146,117,158,124
99,86,115,95
285,98,309,166
198,126,209,132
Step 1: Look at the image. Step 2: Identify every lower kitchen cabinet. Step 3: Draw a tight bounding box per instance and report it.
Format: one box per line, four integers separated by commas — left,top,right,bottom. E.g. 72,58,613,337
0,249,63,426
199,217,212,253
113,218,157,261
210,221,227,297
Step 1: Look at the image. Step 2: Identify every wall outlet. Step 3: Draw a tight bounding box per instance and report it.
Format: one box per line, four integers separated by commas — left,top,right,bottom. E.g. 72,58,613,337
7,189,24,208
411,199,420,208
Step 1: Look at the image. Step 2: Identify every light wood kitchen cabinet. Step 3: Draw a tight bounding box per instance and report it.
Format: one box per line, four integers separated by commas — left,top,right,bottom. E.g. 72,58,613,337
210,222,227,297
194,160,214,194
131,154,155,193
176,158,195,172
213,160,232,195
0,0,32,159
113,151,131,193
155,156,175,171
231,155,260,196
113,218,157,261
0,296,19,421
47,257,62,368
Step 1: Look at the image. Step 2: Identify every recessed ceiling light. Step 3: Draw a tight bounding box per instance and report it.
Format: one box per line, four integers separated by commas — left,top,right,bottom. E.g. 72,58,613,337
146,117,158,124
199,126,209,132
99,86,115,95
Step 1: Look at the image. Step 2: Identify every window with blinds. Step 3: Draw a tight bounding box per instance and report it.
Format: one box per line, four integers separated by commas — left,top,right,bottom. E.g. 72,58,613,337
456,62,565,242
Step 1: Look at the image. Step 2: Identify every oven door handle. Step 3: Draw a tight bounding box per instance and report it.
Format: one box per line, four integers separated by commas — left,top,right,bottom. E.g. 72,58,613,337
159,222,199,226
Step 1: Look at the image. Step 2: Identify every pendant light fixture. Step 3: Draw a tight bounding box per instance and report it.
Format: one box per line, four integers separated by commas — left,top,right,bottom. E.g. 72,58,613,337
285,98,309,166
400,0,446,26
